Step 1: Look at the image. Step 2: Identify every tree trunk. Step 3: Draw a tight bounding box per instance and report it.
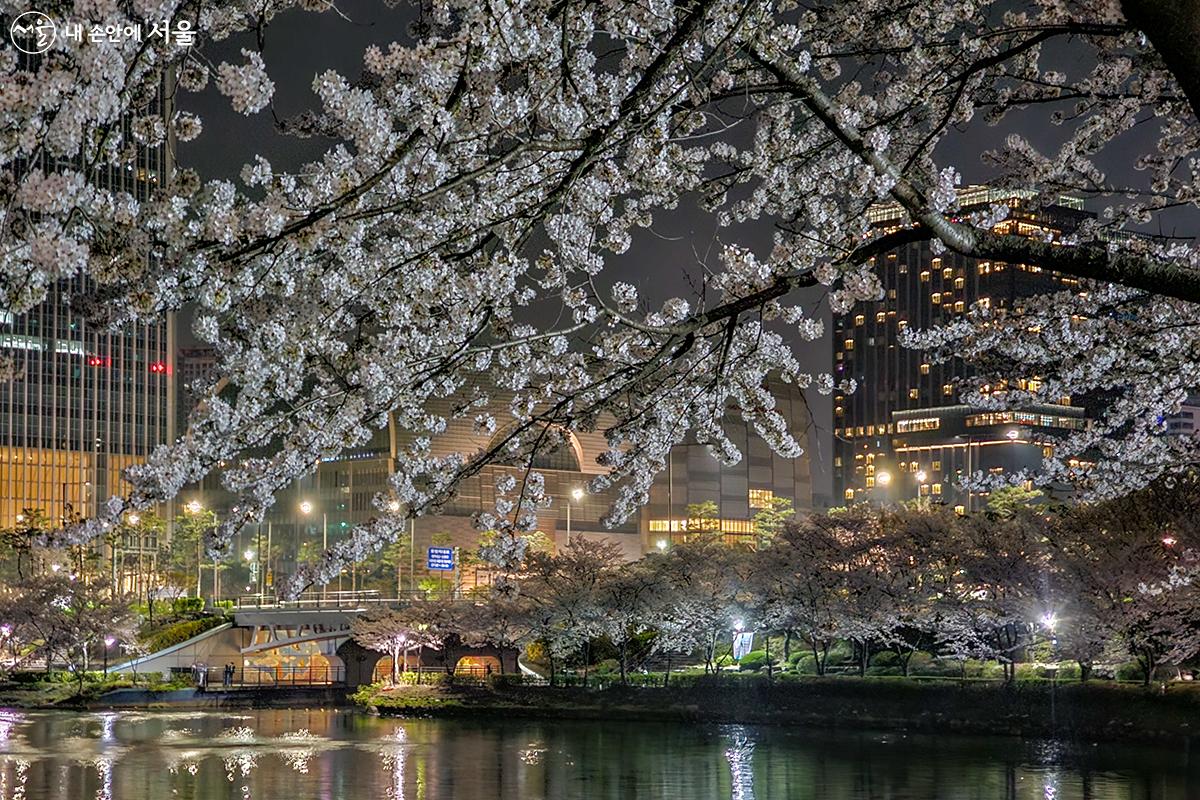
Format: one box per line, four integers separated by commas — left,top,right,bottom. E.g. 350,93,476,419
810,639,825,676
664,654,671,687
765,635,772,680
1078,660,1092,683
619,640,627,685
583,640,590,688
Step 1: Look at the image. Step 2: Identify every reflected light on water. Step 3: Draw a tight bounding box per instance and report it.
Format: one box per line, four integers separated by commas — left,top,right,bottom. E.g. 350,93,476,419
92,756,113,800
0,712,22,745
380,726,408,800
724,727,755,800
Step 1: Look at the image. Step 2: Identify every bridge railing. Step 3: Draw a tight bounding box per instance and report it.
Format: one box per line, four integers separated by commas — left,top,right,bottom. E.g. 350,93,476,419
233,590,436,610
181,664,346,688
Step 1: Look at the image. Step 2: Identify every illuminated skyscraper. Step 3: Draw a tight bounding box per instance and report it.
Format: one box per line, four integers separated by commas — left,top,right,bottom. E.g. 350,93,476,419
833,188,1091,511
0,92,175,526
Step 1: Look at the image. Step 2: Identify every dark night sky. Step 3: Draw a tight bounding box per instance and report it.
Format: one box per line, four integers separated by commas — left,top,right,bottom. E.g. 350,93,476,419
175,2,1193,505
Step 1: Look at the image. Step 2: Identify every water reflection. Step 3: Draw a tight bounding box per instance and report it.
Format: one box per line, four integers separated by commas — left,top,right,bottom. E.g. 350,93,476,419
724,726,755,800
0,708,1188,798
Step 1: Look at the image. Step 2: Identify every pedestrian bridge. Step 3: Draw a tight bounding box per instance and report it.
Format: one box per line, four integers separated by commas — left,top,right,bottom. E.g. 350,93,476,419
113,591,516,688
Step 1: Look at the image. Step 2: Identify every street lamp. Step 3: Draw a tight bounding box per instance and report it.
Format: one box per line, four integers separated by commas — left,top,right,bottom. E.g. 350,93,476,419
103,636,116,676
656,539,668,552
914,470,927,502
565,487,585,545
185,500,203,515
300,500,328,601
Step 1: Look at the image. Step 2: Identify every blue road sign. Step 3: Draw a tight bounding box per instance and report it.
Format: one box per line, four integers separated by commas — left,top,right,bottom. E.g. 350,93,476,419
427,546,455,571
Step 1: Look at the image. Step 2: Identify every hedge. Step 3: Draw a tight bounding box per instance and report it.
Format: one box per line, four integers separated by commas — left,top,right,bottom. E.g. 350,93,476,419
141,616,226,653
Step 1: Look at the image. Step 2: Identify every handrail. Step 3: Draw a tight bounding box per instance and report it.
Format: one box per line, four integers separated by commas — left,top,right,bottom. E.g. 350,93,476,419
233,589,447,610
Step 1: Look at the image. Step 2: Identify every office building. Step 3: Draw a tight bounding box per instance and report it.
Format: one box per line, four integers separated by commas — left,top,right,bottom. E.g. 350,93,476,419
0,94,175,528
833,187,1092,510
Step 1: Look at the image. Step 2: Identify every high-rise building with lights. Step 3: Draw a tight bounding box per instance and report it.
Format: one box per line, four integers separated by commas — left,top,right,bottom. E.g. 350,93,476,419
833,188,1092,511
0,95,175,527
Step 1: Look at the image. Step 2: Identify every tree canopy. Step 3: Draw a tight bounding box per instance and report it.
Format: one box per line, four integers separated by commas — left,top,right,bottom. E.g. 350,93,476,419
5,1,1200,588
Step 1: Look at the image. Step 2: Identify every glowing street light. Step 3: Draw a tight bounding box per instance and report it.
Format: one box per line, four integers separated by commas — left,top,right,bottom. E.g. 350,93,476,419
565,487,585,544
300,501,328,600
1039,612,1057,632
876,471,891,487
184,500,203,515
656,539,668,552
103,635,116,675
1163,535,1178,547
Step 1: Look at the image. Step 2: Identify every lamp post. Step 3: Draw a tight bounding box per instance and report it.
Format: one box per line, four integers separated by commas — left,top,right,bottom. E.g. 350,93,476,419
103,636,115,676
300,501,327,601
914,470,927,503
565,486,584,545
184,501,204,599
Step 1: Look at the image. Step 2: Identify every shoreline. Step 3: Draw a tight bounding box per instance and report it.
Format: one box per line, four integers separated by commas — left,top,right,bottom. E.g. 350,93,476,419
354,677,1200,745
3,675,1199,747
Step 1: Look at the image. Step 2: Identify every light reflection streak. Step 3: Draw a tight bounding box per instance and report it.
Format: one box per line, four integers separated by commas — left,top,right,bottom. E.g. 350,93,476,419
379,726,408,800
92,756,113,800
724,727,755,800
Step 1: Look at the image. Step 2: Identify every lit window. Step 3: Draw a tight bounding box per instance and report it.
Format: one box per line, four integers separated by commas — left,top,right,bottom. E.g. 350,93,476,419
954,301,965,312
920,271,931,282
942,384,953,396
875,311,886,323
844,339,854,351
954,277,965,289
942,267,954,279
931,292,942,303
866,477,875,488
908,388,919,399
888,289,897,299
834,456,843,467
920,363,930,375
954,505,966,515
932,460,941,471
854,314,865,326
835,406,844,417
897,320,908,330
978,297,991,309
1043,446,1054,458
931,483,942,495
844,488,855,500
748,489,774,508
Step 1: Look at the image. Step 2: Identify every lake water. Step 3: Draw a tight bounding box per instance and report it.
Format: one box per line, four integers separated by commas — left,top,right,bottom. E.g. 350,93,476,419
0,707,1193,799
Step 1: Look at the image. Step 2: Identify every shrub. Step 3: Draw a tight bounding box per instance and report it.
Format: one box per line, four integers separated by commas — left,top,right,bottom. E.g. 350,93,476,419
171,597,206,616
871,651,900,668
738,651,769,672
792,655,818,675
142,616,226,653
591,659,621,676
1115,662,1146,682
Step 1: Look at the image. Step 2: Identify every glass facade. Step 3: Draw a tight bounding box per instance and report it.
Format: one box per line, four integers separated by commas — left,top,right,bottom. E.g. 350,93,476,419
0,86,174,527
